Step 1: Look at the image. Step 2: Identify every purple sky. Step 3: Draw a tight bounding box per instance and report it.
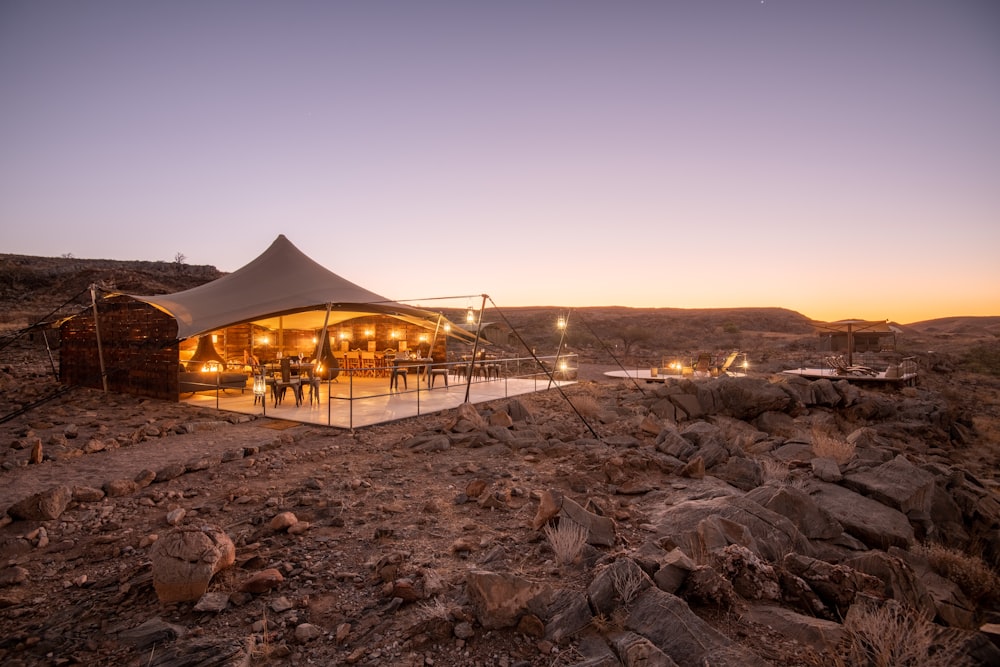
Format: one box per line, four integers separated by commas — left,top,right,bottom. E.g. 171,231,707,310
2,1,998,323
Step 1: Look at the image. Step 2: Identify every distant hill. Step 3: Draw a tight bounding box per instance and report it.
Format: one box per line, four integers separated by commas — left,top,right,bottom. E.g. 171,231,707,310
0,253,224,331
1,253,995,353
904,315,1000,337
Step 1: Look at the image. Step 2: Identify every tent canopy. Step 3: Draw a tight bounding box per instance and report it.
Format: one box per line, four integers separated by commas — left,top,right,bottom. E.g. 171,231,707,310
116,235,474,341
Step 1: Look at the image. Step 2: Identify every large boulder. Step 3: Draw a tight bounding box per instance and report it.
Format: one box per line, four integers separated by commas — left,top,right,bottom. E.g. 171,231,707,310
744,604,844,653
588,558,653,617
150,524,236,603
7,485,72,521
782,553,882,617
625,587,767,666
845,551,937,621
692,377,791,420
609,631,679,667
745,484,842,540
465,570,551,630
842,455,936,514
649,495,812,562
560,496,617,547
710,456,763,491
803,480,914,550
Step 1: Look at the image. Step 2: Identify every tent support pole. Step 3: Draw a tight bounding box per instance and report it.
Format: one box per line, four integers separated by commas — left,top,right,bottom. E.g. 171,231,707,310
428,314,443,358
41,328,58,380
463,294,488,403
315,303,334,427
90,285,108,392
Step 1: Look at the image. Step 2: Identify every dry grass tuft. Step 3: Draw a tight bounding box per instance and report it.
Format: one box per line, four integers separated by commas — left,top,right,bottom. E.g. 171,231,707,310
609,564,645,607
916,542,1000,602
758,457,790,484
416,597,458,622
589,609,627,634
839,598,972,667
569,395,601,420
250,609,272,660
544,518,588,566
811,428,855,463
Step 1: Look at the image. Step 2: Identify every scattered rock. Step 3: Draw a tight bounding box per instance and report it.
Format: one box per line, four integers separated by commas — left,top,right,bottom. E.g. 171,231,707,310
7,485,72,521
150,524,236,603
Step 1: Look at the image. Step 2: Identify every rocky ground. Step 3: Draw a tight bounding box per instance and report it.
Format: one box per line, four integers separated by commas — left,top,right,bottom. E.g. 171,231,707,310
2,302,1000,666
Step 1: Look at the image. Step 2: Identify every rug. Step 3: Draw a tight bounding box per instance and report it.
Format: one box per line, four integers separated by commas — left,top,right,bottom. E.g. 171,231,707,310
259,419,301,430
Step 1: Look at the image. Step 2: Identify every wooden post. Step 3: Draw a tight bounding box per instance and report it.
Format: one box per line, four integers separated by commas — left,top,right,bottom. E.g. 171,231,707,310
90,285,108,392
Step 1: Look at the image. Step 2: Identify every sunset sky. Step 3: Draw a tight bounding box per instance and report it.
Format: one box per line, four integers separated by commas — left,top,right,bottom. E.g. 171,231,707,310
2,1,998,324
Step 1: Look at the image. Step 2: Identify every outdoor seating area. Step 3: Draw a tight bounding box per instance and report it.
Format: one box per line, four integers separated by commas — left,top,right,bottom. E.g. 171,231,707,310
603,350,748,383
183,353,576,429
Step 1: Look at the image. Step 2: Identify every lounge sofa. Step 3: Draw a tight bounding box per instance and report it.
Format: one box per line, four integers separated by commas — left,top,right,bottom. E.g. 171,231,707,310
178,371,248,394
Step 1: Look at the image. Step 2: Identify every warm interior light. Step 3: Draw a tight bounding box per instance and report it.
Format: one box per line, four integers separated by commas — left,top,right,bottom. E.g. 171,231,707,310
390,330,397,339
418,334,428,342
211,334,218,343
444,323,451,332
339,331,349,340
558,361,568,372
261,335,269,345
364,328,373,338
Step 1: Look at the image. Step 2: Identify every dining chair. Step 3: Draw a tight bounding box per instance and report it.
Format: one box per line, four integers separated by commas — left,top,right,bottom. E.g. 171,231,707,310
388,354,408,390
272,358,302,407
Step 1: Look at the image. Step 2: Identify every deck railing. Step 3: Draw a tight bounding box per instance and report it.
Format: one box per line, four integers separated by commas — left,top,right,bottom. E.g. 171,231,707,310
254,353,577,429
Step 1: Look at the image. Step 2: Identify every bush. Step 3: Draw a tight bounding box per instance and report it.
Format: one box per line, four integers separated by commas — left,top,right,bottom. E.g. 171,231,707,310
839,598,972,667
544,518,588,566
811,428,855,463
916,542,1000,603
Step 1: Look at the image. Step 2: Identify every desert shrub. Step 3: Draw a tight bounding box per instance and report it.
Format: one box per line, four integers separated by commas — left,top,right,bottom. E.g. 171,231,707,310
958,342,1000,377
916,542,1000,603
544,518,588,566
609,564,645,606
839,598,972,667
812,428,855,463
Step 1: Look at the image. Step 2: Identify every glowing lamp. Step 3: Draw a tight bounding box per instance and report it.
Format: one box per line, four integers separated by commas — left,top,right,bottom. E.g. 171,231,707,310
466,308,475,324
557,316,566,330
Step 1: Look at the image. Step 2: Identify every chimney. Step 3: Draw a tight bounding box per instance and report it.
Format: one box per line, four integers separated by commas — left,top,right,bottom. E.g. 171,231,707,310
187,335,226,371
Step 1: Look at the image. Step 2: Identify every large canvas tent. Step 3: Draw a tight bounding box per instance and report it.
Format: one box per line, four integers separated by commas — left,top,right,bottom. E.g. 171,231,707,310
60,235,475,400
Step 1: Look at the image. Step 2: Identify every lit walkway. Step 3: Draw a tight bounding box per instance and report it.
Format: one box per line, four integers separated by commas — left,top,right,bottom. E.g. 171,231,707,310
182,372,574,429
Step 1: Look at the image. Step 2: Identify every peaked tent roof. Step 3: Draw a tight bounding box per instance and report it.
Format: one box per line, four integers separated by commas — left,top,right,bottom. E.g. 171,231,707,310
117,235,474,341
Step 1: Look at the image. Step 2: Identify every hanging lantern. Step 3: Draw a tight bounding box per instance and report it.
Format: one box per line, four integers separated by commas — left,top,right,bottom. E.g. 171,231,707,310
466,307,475,324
